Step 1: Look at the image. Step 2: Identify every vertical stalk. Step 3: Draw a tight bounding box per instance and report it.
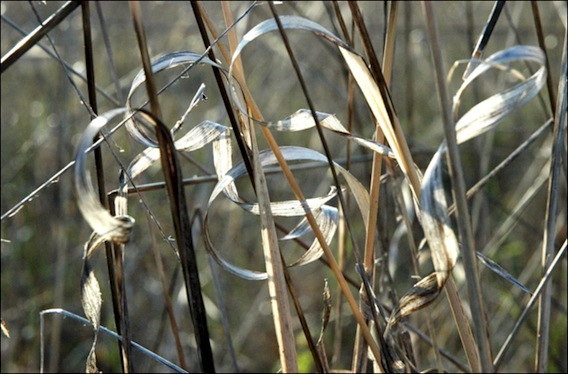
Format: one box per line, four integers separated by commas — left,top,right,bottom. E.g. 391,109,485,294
530,1,556,115
422,2,493,372
82,2,133,372
535,25,567,373
129,1,162,119
249,122,299,373
129,3,215,371
267,3,386,368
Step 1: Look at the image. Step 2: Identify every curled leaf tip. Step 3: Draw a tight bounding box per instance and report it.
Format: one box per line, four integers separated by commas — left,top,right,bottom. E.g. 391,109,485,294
74,109,136,246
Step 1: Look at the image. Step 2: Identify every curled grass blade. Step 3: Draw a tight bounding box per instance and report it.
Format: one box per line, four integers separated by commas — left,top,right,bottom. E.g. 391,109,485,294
74,109,136,244
418,4,548,372
204,146,370,280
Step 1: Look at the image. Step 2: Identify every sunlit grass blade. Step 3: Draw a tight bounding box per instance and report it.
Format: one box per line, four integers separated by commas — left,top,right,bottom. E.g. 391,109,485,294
204,146,370,280
74,109,136,244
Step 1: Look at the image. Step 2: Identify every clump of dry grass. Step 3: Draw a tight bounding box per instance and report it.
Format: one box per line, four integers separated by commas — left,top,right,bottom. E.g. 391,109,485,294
1,1,566,373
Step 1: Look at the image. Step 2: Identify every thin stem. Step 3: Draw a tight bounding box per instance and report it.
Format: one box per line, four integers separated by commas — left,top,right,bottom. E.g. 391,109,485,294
422,2,493,372
1,0,81,72
535,25,567,372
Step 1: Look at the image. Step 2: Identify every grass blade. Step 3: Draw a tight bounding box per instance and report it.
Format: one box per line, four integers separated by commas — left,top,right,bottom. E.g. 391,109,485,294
224,12,385,366
249,117,299,372
494,240,567,369
535,26,567,372
136,110,216,372
422,2,492,371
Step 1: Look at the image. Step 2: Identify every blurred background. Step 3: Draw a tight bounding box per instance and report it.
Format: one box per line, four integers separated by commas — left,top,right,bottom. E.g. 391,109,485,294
1,1,566,372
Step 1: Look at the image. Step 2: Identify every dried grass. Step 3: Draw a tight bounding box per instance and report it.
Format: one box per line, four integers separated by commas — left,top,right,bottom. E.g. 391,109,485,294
1,1,566,373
